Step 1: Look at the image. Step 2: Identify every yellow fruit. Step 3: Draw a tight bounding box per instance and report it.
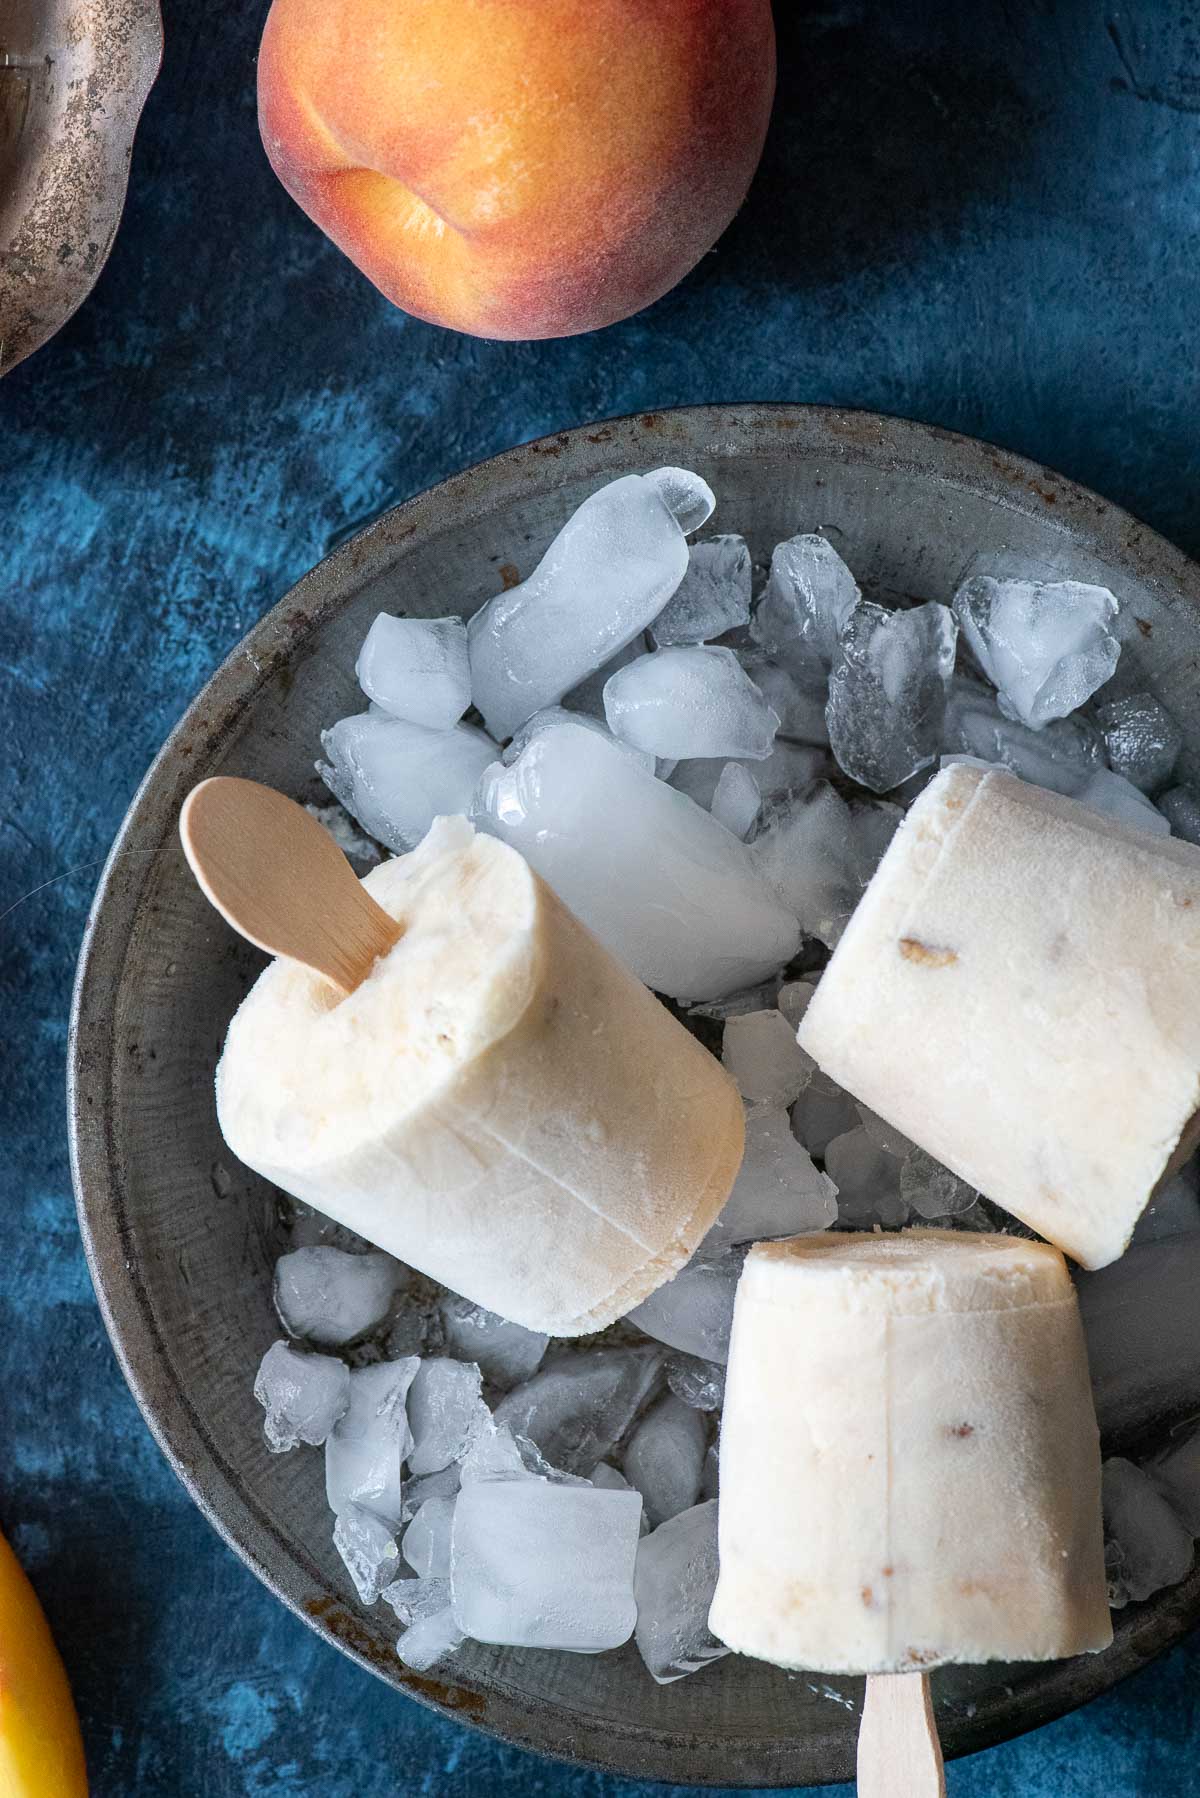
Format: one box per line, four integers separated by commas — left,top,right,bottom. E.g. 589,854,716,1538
0,1529,87,1796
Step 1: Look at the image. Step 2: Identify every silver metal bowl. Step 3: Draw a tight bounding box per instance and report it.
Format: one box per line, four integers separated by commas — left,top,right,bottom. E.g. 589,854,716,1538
69,406,1200,1786
0,0,161,377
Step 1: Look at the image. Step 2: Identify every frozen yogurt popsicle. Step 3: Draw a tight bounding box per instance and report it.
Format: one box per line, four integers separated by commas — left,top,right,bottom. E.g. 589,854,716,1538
216,816,744,1335
799,763,1200,1268
709,1230,1111,1674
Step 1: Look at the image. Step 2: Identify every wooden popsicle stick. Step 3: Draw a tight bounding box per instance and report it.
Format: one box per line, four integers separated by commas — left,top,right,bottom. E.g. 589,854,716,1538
180,776,401,995
857,1673,945,1797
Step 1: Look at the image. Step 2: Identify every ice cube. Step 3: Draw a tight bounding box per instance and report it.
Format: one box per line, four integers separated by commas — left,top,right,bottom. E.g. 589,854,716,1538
493,1347,664,1475
643,466,718,534
273,1246,399,1348
1077,1236,1200,1441
622,1394,707,1527
1159,785,1200,846
651,535,752,646
953,576,1120,729
318,713,496,853
604,646,779,761
436,1293,548,1390
626,1252,743,1364
750,535,860,683
406,1358,490,1476
823,1128,907,1228
791,1072,860,1159
855,1101,916,1159
401,1463,462,1522
827,601,957,794
722,1009,813,1107
666,1356,726,1412
384,1575,465,1671
304,802,384,869
633,1500,728,1684
355,614,471,730
776,978,818,1031
402,1494,456,1579
710,762,761,839
942,675,1104,796
451,1481,642,1650
253,1340,350,1453
1074,768,1171,836
752,740,828,801
325,1358,419,1524
752,783,881,948
501,706,655,774
474,728,800,1000
901,1147,978,1218
701,1444,719,1502
468,470,710,740
1096,692,1181,793
702,1107,837,1248
1103,1458,1194,1607
737,650,830,744
561,635,647,720
1148,1425,1200,1536
688,980,783,1023
333,1502,402,1603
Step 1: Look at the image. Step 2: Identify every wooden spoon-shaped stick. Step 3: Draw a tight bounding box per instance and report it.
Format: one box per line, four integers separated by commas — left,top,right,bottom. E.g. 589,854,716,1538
180,777,401,995
858,1673,945,1797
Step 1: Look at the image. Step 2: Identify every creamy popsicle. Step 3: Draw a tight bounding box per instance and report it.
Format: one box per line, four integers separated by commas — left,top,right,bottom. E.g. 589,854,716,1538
709,1230,1112,1672
799,762,1200,1268
216,816,744,1335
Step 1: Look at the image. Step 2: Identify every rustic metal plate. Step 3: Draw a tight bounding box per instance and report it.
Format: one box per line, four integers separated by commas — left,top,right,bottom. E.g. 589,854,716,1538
0,0,161,376
69,406,1200,1786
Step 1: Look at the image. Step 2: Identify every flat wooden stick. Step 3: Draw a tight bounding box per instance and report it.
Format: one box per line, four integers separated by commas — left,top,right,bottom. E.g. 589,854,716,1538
858,1673,945,1797
180,777,400,994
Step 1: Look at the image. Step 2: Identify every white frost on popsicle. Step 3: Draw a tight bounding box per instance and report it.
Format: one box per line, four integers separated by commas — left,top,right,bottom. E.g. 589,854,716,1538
474,728,800,1000
467,468,713,741
952,575,1120,729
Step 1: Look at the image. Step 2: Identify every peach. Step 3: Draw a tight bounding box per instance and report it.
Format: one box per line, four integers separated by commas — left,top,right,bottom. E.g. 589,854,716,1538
0,1528,88,1796
258,0,775,339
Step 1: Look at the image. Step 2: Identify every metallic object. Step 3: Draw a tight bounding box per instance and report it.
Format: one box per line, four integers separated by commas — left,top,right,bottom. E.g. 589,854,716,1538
68,407,1200,1785
0,0,161,376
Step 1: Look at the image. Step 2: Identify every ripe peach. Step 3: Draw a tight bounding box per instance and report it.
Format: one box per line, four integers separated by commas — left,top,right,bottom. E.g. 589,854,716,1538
0,1528,88,1796
258,0,775,339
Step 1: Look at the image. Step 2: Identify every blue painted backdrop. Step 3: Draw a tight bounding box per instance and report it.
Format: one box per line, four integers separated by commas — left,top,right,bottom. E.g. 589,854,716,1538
3,0,1200,1792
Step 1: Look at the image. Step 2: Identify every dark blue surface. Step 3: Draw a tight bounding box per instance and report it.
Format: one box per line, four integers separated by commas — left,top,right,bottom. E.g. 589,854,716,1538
3,1,1200,1792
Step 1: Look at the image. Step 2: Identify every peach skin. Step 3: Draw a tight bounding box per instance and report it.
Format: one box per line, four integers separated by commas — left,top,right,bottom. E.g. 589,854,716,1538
0,1527,88,1796
258,0,776,339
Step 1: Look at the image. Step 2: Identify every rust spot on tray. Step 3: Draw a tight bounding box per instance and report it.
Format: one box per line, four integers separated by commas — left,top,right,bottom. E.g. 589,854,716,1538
898,937,958,969
304,1596,486,1716
1136,617,1154,639
497,562,521,590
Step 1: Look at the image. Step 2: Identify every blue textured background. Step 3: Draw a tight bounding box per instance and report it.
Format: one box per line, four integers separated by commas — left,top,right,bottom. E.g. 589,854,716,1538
3,1,1200,1792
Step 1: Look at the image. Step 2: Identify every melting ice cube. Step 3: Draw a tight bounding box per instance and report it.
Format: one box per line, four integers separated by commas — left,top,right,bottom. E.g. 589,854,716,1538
952,576,1120,729
604,646,779,761
901,1146,978,1218
1074,768,1171,836
1103,1458,1195,1607
474,728,800,1000
333,1502,402,1603
325,1358,419,1524
750,534,860,684
451,1481,642,1650
710,762,761,839
273,1246,399,1348
666,1356,726,1412
633,1500,728,1684
356,614,471,730
737,649,830,745
826,600,957,794
823,1128,907,1228
436,1293,548,1389
650,535,752,646
791,1073,861,1159
402,1494,457,1579
493,1347,664,1476
751,784,895,949
702,1107,837,1249
502,706,655,774
254,1340,349,1453
318,712,496,853
1096,692,1182,793
722,1010,813,1107
406,1358,490,1476
1159,785,1200,845
621,1393,707,1528
384,1575,464,1671
468,470,712,740
626,1252,743,1364
942,675,1104,796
